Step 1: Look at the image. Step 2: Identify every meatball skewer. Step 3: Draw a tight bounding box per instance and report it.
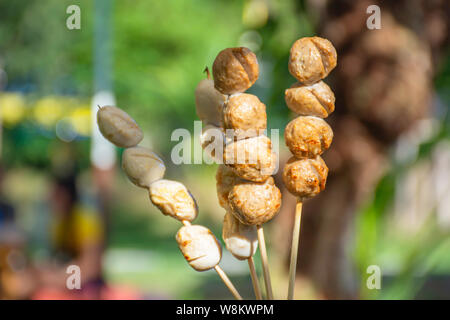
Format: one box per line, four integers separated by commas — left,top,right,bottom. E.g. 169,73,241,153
196,66,267,300
97,105,243,300
198,50,280,299
211,48,280,300
283,37,337,300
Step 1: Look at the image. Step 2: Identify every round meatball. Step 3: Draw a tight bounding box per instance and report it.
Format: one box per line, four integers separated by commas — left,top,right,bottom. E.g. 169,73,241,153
97,105,143,148
223,93,267,140
288,37,337,85
149,179,198,222
222,211,258,260
285,81,335,118
228,178,281,225
282,156,328,200
223,135,277,182
284,116,333,158
176,225,222,271
195,78,226,126
213,47,259,94
122,147,165,188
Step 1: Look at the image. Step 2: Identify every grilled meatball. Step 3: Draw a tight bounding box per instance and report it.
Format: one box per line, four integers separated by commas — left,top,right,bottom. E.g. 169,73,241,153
213,47,259,94
282,156,328,200
285,81,335,118
284,116,333,158
228,178,281,225
223,135,277,182
223,93,267,140
288,37,337,85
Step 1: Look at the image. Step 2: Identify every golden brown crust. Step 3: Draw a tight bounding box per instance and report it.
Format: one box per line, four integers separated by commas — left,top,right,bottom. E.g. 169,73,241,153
223,135,277,182
288,37,337,85
213,47,259,94
149,179,198,222
223,93,267,140
228,179,281,225
285,81,335,117
282,156,328,199
284,116,333,158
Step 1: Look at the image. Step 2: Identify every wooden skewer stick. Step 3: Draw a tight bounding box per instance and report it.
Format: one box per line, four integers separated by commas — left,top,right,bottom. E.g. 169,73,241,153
214,265,243,300
256,225,273,300
287,200,303,300
247,256,262,300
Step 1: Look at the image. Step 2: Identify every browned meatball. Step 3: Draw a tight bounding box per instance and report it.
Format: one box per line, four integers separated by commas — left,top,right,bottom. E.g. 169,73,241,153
223,135,277,182
282,156,328,200
213,47,259,94
284,116,333,158
228,178,281,225
223,93,267,140
285,81,335,118
288,37,337,85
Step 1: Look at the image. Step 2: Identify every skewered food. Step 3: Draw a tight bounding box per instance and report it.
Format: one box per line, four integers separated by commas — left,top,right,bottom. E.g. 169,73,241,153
195,78,227,126
223,135,277,182
149,179,198,222
282,156,328,200
121,147,166,188
176,224,222,271
228,177,281,225
200,124,225,163
285,81,335,118
97,105,242,299
213,47,259,94
97,105,143,148
222,211,258,260
216,164,244,211
284,116,333,158
223,93,267,140
288,37,337,85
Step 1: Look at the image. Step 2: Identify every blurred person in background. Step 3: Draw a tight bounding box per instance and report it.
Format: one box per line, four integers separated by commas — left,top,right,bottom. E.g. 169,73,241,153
0,164,32,299
32,169,105,299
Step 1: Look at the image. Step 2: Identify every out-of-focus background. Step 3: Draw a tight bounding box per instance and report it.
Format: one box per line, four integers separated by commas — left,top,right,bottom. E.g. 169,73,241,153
0,0,448,300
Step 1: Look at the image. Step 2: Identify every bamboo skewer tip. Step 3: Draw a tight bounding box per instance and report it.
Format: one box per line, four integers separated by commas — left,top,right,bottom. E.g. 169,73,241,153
256,225,274,300
287,200,303,300
247,256,263,300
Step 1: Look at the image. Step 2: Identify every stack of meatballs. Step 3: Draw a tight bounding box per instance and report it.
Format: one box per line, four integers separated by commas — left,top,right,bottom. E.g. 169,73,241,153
195,47,282,255
282,37,337,201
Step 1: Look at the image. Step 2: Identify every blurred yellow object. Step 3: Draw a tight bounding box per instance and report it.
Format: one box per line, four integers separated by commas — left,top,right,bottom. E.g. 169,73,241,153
70,105,91,136
243,0,269,29
0,93,26,127
51,204,104,256
33,96,65,127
